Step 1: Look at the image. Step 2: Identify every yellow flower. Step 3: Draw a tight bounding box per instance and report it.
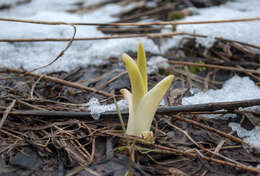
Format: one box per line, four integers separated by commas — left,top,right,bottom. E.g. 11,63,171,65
120,43,174,138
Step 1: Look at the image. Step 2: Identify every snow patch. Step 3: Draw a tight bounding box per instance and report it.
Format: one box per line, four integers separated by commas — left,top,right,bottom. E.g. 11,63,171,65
174,0,260,49
182,76,260,105
0,1,159,73
182,76,260,149
147,56,170,74
86,98,128,120
1,0,259,72
229,123,260,148
86,94,167,120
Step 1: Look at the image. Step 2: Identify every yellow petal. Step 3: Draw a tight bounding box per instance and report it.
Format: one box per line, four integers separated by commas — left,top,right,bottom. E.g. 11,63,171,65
120,89,135,135
137,43,148,93
133,75,174,136
122,54,146,111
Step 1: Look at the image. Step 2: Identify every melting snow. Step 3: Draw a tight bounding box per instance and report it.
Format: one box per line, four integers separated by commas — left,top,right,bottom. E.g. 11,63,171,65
86,97,128,120
175,0,260,49
87,95,167,120
229,123,260,149
182,76,260,105
0,0,259,72
182,76,260,147
162,0,260,52
147,56,170,74
0,1,159,73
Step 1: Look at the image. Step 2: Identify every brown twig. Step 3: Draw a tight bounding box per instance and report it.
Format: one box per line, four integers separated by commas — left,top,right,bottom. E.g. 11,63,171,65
216,37,260,51
0,32,194,42
170,67,222,85
196,149,260,173
1,31,259,50
104,131,260,173
99,26,162,33
3,67,114,97
102,131,196,158
0,99,16,129
94,71,127,89
168,60,260,75
1,99,259,120
15,99,46,111
28,25,77,73
30,75,44,99
163,118,250,169
171,115,248,145
0,17,259,26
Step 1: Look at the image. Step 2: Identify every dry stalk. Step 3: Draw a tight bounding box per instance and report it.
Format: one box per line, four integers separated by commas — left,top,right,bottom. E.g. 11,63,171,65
3,67,114,97
1,31,259,50
0,17,259,26
1,99,259,118
27,25,77,73
102,130,260,173
163,118,250,170
168,60,260,75
0,99,16,129
196,149,260,173
171,115,248,145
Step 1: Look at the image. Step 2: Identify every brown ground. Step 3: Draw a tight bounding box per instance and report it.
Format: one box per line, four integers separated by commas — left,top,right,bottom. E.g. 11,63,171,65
1,0,260,175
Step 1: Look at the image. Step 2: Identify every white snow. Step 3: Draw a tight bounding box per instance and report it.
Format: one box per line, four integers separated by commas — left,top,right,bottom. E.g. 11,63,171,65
86,97,128,120
86,95,167,120
1,0,259,72
182,76,260,105
229,123,260,149
147,56,170,74
0,0,159,73
182,76,260,147
174,0,260,49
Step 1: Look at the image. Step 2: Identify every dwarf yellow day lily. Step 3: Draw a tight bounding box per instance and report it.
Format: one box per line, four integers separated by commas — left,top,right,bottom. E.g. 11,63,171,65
120,43,174,140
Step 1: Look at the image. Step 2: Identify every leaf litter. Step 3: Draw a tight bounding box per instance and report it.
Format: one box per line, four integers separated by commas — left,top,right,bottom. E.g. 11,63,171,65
0,0,260,175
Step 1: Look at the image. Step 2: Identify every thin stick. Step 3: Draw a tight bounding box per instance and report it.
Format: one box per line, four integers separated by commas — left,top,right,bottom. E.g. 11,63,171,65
113,97,126,133
113,96,130,147
28,25,77,73
102,131,196,158
1,32,259,50
164,118,249,168
216,37,260,50
0,99,16,129
1,99,260,119
171,115,248,145
196,149,260,173
4,68,114,97
94,71,127,89
105,131,260,173
30,75,44,99
168,60,260,75
0,17,259,26
0,32,192,42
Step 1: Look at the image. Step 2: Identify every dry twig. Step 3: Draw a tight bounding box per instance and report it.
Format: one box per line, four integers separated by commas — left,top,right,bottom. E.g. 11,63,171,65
3,67,114,97
28,25,77,73
168,60,260,75
171,115,248,145
1,98,258,118
0,17,259,26
0,99,16,129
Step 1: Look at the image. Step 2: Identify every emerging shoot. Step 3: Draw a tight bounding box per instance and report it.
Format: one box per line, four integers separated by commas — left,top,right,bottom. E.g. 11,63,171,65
121,43,174,141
